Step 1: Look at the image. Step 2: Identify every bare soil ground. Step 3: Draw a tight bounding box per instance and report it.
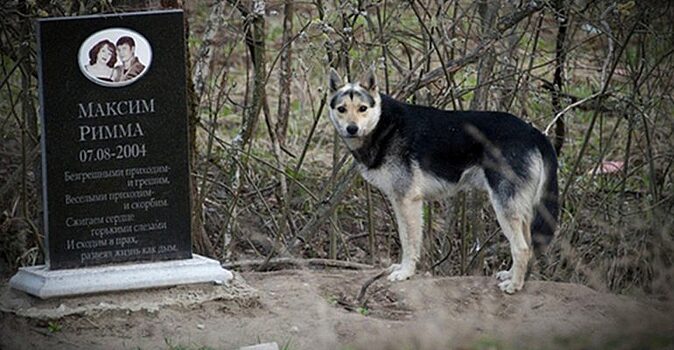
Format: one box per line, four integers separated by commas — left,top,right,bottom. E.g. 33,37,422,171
1,269,673,350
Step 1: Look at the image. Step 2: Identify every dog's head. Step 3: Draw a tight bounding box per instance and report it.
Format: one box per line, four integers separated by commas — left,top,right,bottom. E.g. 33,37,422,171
327,68,381,142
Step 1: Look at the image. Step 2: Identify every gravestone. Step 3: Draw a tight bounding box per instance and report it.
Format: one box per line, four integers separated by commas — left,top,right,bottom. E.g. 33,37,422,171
10,10,232,298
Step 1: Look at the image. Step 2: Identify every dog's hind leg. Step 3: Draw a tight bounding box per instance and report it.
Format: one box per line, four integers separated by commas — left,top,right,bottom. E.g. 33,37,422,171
485,152,541,293
495,218,533,283
493,207,533,294
387,195,423,281
487,185,533,294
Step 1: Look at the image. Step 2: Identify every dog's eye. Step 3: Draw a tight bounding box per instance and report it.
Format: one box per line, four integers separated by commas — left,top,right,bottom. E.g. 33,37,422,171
337,106,347,113
358,106,368,112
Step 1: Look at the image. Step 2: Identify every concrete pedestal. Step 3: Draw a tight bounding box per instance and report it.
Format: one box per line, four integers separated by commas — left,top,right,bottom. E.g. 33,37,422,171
9,255,233,299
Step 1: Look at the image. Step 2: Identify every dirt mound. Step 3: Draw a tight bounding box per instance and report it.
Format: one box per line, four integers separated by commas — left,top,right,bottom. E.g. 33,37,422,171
1,269,673,350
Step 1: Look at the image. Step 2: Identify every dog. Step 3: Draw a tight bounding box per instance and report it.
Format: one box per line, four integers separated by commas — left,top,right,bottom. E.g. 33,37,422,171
327,68,558,293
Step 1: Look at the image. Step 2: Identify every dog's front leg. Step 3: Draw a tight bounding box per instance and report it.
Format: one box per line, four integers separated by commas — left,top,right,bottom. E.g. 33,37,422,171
388,195,423,281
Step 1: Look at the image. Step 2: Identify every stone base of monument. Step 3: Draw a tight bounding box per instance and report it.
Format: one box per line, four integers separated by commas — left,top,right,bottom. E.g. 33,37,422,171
9,255,233,299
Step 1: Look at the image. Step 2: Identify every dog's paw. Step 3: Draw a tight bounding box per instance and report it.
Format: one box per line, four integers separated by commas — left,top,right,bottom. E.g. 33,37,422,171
495,269,512,281
387,264,402,272
387,265,414,282
498,279,523,294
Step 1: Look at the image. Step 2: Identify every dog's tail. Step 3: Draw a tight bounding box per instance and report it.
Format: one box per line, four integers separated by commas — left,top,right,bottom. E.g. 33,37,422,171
531,141,559,255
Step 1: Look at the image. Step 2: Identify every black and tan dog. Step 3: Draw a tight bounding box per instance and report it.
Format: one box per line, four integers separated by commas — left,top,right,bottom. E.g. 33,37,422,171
327,68,558,293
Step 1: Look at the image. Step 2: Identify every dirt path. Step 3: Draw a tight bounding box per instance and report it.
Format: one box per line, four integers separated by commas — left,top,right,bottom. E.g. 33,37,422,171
2,269,673,349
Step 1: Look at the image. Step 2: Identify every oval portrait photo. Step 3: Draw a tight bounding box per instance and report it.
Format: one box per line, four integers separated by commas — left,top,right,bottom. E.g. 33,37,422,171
78,28,152,87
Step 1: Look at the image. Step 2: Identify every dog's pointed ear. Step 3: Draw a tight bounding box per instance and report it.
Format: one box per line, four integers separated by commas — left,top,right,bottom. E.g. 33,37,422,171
329,68,342,93
360,66,378,94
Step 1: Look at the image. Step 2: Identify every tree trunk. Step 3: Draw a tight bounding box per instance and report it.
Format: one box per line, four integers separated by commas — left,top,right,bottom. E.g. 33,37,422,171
240,0,266,149
220,0,268,257
162,0,214,256
275,0,294,146
552,0,569,155
192,0,226,99
469,0,501,111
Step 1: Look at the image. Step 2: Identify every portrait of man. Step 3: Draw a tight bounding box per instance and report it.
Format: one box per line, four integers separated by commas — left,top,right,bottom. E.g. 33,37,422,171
116,36,146,81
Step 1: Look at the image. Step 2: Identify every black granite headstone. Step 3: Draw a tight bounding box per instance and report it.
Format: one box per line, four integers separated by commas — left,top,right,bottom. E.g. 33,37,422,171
37,10,192,269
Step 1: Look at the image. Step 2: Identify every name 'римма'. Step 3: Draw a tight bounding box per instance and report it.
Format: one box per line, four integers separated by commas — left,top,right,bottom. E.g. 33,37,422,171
77,98,155,119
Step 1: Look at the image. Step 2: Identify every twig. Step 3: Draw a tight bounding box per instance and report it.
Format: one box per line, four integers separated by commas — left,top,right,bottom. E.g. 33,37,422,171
287,164,359,253
356,268,391,306
223,257,373,271
0,144,39,201
543,91,607,135
466,228,501,271
258,163,359,270
393,0,545,99
204,128,319,201
430,234,453,271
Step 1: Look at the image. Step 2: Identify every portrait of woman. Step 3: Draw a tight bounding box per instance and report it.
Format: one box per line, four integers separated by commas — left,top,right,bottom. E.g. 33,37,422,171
84,39,121,82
